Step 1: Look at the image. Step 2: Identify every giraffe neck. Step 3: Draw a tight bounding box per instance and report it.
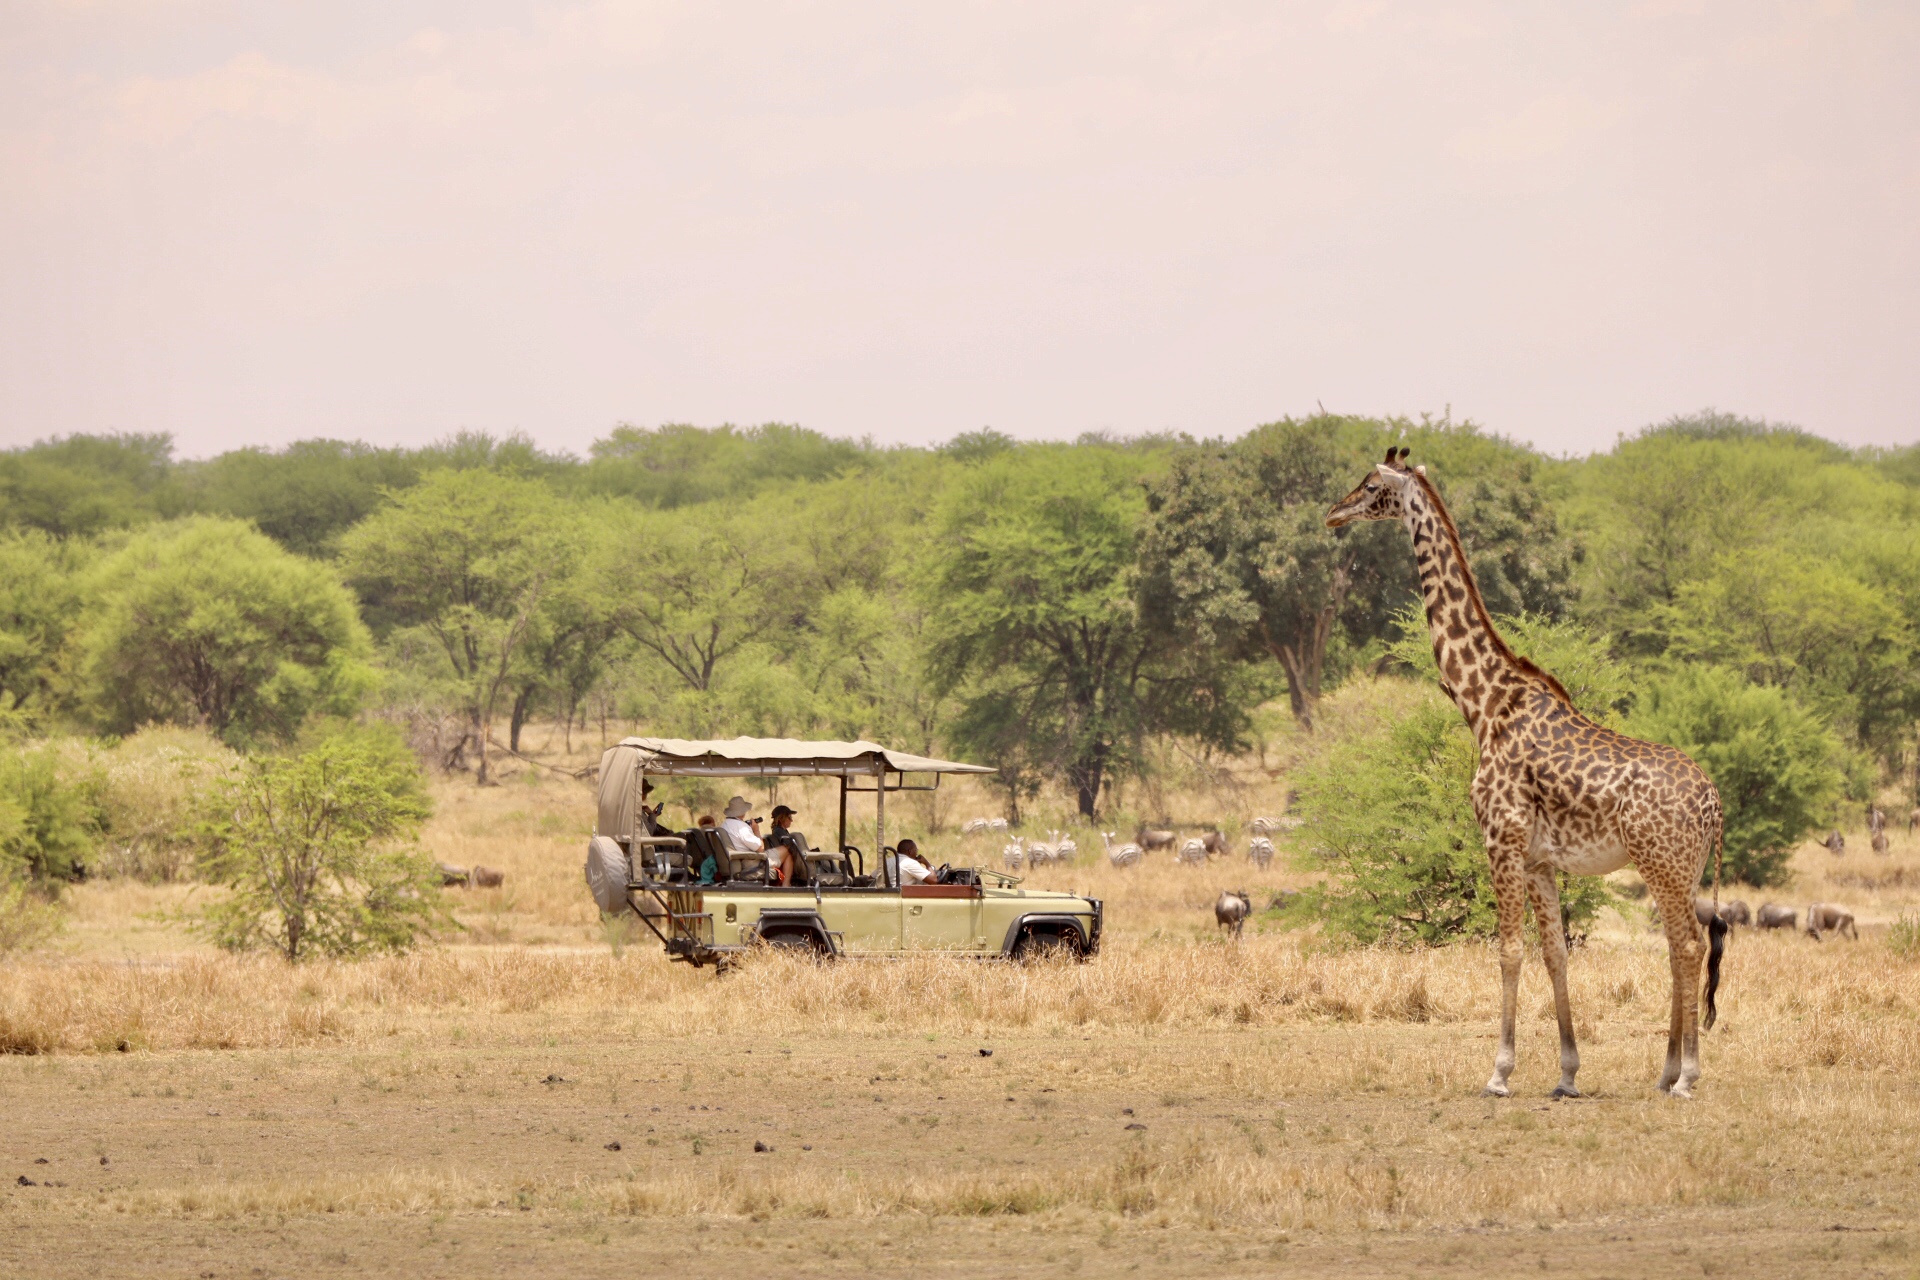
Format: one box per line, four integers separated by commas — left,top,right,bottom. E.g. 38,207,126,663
1399,475,1530,746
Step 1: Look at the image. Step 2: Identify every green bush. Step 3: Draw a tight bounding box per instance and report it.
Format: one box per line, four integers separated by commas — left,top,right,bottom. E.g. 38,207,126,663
1287,681,1612,946
197,725,446,960
93,726,238,881
0,877,61,955
0,742,103,884
1626,665,1843,887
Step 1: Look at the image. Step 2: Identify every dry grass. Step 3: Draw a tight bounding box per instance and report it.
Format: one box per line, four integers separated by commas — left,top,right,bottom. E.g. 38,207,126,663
6,725,1920,1276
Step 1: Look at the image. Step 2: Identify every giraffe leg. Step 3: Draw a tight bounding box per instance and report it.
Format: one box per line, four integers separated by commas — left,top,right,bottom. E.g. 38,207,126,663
1526,864,1581,1098
1648,876,1704,1098
1482,837,1530,1098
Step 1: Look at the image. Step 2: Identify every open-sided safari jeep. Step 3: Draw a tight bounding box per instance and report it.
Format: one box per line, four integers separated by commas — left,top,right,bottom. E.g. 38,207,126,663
584,737,1102,969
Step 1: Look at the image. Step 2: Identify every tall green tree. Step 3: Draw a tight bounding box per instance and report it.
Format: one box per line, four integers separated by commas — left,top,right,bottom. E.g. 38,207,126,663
0,433,178,538
924,446,1246,817
0,530,89,724
76,518,373,745
176,439,421,558
342,470,578,783
1139,416,1576,729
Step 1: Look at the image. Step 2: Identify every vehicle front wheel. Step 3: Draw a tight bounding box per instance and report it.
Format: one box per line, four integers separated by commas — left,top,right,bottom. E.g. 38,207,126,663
1011,929,1081,963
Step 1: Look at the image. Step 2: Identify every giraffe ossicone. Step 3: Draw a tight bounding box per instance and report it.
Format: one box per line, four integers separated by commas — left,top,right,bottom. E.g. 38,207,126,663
1327,452,1729,1099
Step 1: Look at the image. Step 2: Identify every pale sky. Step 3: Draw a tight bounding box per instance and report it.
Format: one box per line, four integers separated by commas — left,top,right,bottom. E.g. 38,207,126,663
3,1,1916,458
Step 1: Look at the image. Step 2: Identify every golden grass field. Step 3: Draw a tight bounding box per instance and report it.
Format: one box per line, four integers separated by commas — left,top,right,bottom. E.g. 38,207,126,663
4,725,1920,1278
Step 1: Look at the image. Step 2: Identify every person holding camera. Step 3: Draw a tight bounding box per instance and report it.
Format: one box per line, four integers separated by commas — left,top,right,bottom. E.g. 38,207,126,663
720,796,765,856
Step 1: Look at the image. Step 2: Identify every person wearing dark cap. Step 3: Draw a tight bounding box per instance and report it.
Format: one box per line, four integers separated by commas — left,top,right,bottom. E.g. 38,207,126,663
765,804,804,884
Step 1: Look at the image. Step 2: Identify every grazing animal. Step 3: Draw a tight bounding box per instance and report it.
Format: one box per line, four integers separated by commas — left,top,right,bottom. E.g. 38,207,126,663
1137,827,1177,853
471,865,505,889
1001,838,1025,871
1693,897,1751,928
436,861,472,887
1247,836,1276,869
960,818,991,836
1100,831,1142,868
1868,805,1886,837
1055,832,1078,862
1873,829,1890,855
1805,903,1858,941
1328,448,1728,1099
1214,889,1252,938
1025,833,1058,867
1819,830,1846,855
1177,837,1209,867
1201,831,1231,859
1909,806,1920,835
1249,816,1280,836
1756,903,1797,930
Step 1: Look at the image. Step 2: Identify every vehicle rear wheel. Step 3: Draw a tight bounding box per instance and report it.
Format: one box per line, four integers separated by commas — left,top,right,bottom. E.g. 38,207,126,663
763,930,827,958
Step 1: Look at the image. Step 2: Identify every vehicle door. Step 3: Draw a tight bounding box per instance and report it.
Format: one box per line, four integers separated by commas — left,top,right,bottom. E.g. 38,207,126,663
827,889,903,954
903,884,984,952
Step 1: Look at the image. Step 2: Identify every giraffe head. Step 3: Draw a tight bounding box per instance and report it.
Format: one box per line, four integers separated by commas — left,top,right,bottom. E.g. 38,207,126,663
1325,447,1416,528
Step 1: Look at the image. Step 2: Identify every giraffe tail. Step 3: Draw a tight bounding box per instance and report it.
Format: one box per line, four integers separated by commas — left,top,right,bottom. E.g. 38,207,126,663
1703,915,1728,1031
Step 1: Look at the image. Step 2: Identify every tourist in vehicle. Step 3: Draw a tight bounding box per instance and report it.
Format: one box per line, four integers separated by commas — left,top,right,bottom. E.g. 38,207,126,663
764,804,805,884
695,815,721,884
639,780,668,837
721,796,764,854
894,838,935,886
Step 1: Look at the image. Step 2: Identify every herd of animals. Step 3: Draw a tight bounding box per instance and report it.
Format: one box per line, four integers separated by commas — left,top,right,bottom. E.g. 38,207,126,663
959,811,1301,871
959,807,1885,947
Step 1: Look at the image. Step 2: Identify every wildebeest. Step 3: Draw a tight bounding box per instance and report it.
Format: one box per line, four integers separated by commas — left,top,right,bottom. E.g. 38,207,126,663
1819,830,1846,855
1694,897,1751,927
1872,829,1890,855
1200,831,1231,859
1868,805,1886,837
1137,826,1177,853
1909,806,1920,835
1214,889,1252,938
471,865,505,888
436,861,471,887
1756,903,1797,930
1805,903,1857,941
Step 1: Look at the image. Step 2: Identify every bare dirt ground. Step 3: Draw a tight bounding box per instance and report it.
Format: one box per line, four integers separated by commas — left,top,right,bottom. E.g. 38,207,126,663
5,729,1919,1278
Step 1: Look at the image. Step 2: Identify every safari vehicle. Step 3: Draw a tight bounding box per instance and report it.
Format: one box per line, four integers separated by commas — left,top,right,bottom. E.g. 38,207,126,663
584,737,1102,969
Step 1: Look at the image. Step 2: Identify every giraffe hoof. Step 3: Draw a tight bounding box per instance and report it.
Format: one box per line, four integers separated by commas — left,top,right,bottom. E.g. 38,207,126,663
1550,1085,1582,1099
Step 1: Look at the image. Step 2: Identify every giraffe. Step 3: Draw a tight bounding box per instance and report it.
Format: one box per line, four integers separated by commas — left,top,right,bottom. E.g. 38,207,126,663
1327,448,1728,1099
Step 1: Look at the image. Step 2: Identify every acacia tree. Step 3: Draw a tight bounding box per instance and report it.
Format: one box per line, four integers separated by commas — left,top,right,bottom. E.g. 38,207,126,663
923,447,1246,817
198,728,444,960
591,506,803,731
342,471,578,783
1138,416,1574,729
77,517,372,745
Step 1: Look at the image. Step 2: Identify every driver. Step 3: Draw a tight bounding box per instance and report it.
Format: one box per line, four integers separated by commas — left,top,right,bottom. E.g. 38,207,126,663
894,838,935,886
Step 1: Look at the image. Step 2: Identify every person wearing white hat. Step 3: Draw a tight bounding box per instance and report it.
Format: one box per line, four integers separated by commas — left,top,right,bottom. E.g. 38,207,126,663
721,796,764,856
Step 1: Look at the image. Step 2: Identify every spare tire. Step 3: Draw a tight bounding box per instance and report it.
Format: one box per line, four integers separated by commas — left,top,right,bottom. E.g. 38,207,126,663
585,836,630,915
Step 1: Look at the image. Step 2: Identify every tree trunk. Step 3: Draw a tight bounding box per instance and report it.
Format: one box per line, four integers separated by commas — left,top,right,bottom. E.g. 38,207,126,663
474,709,493,786
509,685,534,754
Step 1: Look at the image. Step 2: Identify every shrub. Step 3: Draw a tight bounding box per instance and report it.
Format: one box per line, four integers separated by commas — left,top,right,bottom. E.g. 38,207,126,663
1626,666,1843,887
0,878,60,955
1287,680,1611,946
0,742,103,884
92,726,238,881
197,725,446,961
